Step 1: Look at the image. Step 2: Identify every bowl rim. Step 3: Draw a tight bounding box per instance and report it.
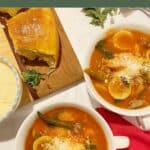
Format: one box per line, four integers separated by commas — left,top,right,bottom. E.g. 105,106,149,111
0,56,22,123
84,22,150,117
16,102,115,150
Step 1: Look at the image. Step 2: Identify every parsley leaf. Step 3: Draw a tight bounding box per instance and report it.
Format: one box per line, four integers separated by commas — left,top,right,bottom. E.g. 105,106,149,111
22,70,43,87
95,40,114,59
82,8,118,27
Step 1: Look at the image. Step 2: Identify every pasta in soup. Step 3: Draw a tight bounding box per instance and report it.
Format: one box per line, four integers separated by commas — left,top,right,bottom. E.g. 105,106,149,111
86,28,150,109
25,107,108,150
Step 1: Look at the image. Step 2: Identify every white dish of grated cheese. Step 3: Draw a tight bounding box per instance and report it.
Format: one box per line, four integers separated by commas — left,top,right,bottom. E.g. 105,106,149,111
0,56,22,122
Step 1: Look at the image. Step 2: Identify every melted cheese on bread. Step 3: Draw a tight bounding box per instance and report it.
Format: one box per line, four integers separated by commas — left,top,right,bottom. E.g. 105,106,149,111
7,8,59,67
0,8,21,16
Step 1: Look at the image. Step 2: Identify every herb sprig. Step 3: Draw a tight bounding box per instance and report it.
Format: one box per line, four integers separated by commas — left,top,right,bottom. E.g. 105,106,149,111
82,8,118,27
95,40,114,59
22,70,44,87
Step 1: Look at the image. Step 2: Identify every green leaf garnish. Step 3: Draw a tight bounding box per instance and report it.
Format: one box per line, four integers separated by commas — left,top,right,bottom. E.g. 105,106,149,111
82,8,118,27
95,39,104,49
95,40,114,59
22,70,43,87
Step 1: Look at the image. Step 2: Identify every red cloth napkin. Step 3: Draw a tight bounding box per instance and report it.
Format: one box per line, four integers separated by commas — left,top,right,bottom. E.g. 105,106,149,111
96,108,150,150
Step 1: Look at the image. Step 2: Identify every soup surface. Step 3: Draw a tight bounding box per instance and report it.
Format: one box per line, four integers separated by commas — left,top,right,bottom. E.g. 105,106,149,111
86,28,150,109
25,107,108,150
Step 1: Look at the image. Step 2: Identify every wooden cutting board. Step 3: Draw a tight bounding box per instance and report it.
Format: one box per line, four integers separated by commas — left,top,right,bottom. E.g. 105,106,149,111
0,9,83,106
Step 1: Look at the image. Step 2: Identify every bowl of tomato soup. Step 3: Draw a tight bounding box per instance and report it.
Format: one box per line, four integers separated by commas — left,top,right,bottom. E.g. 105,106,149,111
16,102,129,150
84,23,150,116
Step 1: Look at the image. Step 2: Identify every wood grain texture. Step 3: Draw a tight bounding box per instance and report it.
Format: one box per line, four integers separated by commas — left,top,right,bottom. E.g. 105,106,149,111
0,8,83,102
33,9,83,98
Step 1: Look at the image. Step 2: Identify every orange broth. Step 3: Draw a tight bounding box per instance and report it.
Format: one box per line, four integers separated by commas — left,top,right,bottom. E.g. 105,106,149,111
89,29,150,109
25,107,108,150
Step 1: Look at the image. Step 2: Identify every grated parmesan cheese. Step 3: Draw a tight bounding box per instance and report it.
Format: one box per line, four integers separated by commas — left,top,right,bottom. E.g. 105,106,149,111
35,136,85,150
107,53,150,80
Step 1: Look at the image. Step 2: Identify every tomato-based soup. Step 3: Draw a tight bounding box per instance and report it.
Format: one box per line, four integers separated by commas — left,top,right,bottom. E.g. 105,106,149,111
87,28,150,109
25,107,108,150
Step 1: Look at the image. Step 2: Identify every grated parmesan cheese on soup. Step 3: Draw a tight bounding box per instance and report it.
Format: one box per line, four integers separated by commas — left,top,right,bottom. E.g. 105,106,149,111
37,137,85,150
107,53,150,80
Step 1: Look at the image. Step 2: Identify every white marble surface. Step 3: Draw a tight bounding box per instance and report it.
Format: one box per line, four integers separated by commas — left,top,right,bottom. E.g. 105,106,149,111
0,8,150,149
